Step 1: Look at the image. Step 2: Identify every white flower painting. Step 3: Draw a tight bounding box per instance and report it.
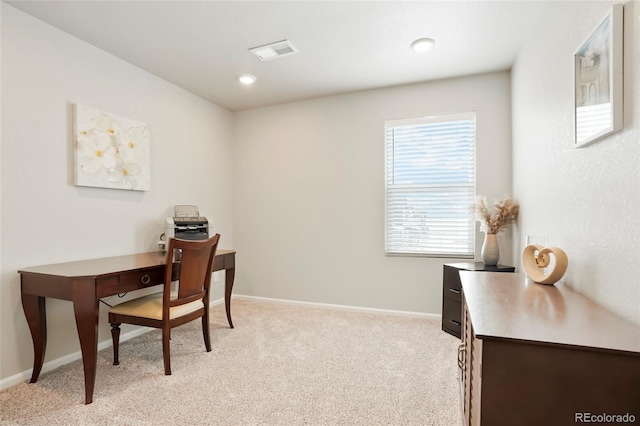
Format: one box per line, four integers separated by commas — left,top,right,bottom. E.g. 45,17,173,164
75,104,150,191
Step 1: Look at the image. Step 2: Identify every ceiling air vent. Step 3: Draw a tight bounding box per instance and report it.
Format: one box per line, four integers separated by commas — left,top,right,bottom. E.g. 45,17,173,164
249,40,298,61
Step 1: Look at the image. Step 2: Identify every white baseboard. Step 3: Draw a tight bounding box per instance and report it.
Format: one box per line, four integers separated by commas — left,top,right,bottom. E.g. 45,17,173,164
232,294,442,320
0,297,225,391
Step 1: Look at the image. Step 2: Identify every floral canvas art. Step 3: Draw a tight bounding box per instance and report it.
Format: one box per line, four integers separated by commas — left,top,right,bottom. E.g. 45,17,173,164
74,104,150,190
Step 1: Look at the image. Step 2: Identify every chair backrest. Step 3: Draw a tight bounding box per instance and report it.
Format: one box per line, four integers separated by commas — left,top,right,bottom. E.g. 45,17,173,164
163,234,220,316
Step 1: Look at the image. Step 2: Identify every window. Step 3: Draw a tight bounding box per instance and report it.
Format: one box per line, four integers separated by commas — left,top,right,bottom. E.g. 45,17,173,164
385,112,476,257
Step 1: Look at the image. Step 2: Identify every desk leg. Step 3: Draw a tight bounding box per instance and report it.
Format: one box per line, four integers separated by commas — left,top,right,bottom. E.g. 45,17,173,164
21,293,47,383
72,279,99,405
224,266,235,329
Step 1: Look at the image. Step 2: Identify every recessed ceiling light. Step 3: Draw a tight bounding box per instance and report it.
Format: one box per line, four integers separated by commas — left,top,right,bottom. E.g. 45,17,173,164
237,74,257,85
411,38,435,52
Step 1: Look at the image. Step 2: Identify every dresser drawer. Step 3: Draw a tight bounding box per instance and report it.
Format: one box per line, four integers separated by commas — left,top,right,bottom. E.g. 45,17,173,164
442,297,462,337
118,268,165,293
443,265,462,302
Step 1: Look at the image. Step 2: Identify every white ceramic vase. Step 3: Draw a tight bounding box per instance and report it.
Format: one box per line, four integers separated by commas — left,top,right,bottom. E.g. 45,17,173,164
481,233,500,266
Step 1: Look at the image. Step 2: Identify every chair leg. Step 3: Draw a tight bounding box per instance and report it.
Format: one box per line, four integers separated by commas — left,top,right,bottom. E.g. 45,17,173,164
162,327,171,375
202,311,212,352
110,323,121,366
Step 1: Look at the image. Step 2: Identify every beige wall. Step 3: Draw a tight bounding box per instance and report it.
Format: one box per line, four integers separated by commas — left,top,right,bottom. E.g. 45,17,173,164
0,5,234,384
512,1,640,326
233,72,513,314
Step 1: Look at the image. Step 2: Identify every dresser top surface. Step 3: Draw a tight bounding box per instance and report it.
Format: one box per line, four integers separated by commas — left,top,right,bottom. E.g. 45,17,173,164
460,271,640,355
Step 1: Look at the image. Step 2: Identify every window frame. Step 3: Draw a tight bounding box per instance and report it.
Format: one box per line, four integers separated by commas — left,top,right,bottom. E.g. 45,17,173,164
384,111,477,258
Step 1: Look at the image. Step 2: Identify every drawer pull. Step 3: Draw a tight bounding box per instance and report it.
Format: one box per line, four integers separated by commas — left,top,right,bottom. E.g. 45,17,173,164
457,343,466,369
449,319,461,326
140,274,151,285
449,288,461,294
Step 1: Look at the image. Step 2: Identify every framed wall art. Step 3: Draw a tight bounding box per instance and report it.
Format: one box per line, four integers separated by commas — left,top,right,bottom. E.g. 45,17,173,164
74,104,151,190
574,4,623,148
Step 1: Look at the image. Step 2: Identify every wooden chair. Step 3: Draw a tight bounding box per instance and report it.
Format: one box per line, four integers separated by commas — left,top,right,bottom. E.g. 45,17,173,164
108,234,220,375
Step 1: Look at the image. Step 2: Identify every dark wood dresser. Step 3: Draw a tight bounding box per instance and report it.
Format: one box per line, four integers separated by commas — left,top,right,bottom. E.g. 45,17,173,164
458,271,640,426
442,262,515,338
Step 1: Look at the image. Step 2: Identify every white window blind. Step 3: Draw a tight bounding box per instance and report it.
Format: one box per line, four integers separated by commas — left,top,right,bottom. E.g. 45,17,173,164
385,112,476,257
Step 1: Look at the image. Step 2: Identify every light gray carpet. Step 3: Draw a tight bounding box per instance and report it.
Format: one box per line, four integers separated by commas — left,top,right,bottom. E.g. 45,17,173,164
1,299,462,425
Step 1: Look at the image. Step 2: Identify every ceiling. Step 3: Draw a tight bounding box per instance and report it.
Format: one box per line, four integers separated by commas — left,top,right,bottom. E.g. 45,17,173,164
5,1,546,111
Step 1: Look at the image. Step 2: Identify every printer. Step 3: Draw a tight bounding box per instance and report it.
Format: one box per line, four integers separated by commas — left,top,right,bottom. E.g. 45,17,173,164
159,205,212,253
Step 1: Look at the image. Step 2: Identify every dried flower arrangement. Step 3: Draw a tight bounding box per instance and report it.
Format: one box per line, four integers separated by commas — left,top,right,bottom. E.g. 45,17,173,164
474,195,520,234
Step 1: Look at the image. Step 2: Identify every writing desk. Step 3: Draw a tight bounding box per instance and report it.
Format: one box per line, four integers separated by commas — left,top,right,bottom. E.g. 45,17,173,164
19,249,236,404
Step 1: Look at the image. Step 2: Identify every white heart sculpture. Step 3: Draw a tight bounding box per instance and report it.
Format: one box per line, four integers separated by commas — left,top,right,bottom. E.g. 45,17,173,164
522,245,568,285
